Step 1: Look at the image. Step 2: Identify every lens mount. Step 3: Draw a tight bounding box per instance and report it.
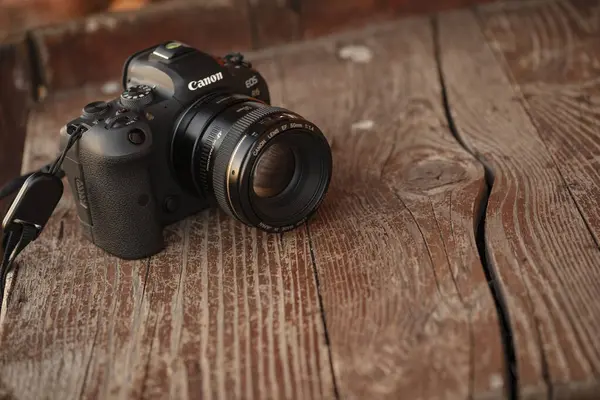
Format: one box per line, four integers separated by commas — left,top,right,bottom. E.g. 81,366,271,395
171,93,258,197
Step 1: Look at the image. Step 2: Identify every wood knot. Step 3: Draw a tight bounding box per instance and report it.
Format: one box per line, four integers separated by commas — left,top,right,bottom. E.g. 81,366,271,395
403,159,470,194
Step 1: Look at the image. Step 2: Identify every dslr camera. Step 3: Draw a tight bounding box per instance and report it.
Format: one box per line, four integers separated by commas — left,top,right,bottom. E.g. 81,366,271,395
60,41,332,259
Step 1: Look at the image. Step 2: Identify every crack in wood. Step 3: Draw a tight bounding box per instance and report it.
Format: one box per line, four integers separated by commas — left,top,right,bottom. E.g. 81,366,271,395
78,317,100,400
24,31,44,102
431,14,519,400
467,9,559,397
140,306,159,400
305,221,340,400
472,2,600,394
393,190,446,298
431,199,466,305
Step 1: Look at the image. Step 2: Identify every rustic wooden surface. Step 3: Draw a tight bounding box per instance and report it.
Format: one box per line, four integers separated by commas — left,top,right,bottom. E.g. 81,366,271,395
0,87,335,400
480,0,600,265
21,0,498,94
276,18,504,399
438,4,600,399
481,1,600,396
2,0,600,398
0,11,510,400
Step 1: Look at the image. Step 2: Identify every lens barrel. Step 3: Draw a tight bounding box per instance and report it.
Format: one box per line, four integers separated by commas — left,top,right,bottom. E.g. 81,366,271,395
172,93,332,232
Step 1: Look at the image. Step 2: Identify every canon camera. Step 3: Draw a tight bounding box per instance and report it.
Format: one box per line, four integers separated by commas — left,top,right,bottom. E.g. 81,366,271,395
59,41,332,259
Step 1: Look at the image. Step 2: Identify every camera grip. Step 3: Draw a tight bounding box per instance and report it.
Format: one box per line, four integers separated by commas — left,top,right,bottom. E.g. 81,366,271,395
78,150,163,259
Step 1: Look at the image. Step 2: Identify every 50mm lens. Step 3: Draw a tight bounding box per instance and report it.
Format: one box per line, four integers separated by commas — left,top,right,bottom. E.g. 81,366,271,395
172,93,332,232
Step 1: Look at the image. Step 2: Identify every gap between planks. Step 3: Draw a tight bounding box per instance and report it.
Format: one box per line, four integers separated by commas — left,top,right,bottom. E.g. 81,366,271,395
1,8,523,400
432,14,519,400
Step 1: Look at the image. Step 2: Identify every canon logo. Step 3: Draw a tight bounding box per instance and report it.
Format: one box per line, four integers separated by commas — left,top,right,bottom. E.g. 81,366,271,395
188,72,224,90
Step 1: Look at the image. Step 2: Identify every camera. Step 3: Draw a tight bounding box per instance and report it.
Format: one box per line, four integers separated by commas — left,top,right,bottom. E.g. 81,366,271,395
59,41,332,259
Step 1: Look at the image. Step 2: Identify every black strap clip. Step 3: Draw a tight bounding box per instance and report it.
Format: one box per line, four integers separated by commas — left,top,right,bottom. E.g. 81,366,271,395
1,172,64,309
2,172,64,244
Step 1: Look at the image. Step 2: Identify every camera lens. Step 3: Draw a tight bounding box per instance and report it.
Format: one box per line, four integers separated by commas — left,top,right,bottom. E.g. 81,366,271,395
172,93,332,232
252,142,295,198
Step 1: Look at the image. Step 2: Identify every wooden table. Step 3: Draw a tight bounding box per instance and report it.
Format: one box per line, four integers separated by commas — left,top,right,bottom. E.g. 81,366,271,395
1,0,600,398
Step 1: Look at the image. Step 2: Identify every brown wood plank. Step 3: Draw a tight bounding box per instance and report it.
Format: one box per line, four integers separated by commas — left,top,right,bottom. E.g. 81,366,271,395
32,0,253,93
0,14,509,399
274,18,505,398
299,0,499,39
0,84,334,397
25,0,505,94
299,0,388,38
0,34,32,238
438,8,600,399
479,0,600,268
0,0,109,40
249,0,301,48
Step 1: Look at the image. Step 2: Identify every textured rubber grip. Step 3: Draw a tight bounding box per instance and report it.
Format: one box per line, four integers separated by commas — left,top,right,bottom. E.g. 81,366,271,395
212,106,285,220
80,151,163,259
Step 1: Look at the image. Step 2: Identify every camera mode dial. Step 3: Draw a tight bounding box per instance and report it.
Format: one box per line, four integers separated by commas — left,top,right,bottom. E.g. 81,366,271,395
120,84,154,109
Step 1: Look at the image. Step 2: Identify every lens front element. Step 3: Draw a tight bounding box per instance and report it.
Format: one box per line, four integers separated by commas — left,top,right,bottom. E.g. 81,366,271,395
213,106,332,232
252,142,296,198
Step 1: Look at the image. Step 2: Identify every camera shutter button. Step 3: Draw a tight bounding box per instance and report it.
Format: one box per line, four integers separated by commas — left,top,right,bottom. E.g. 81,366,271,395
82,101,109,118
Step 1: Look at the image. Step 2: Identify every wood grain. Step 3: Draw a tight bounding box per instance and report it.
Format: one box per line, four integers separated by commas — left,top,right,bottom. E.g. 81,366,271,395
297,0,500,39
272,17,505,399
0,84,334,398
438,8,600,399
0,13,511,399
21,0,504,94
480,0,600,269
31,0,253,92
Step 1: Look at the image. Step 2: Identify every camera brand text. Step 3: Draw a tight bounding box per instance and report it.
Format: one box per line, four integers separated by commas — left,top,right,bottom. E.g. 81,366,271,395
188,72,224,91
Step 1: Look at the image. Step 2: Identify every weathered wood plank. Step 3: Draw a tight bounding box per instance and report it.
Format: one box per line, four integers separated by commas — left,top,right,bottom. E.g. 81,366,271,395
0,80,334,398
480,0,600,266
274,18,505,399
249,0,301,48
0,0,109,40
32,0,253,92
0,15,509,399
299,0,499,38
24,0,504,94
438,8,600,399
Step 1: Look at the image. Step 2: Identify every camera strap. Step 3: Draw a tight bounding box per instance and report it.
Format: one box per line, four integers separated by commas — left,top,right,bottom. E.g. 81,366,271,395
0,125,86,310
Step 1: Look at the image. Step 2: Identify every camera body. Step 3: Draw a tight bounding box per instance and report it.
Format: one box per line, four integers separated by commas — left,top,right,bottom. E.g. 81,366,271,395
60,42,272,259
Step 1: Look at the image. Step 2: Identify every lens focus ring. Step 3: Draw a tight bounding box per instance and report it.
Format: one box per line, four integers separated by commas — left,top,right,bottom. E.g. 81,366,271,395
212,106,286,221
197,124,223,194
